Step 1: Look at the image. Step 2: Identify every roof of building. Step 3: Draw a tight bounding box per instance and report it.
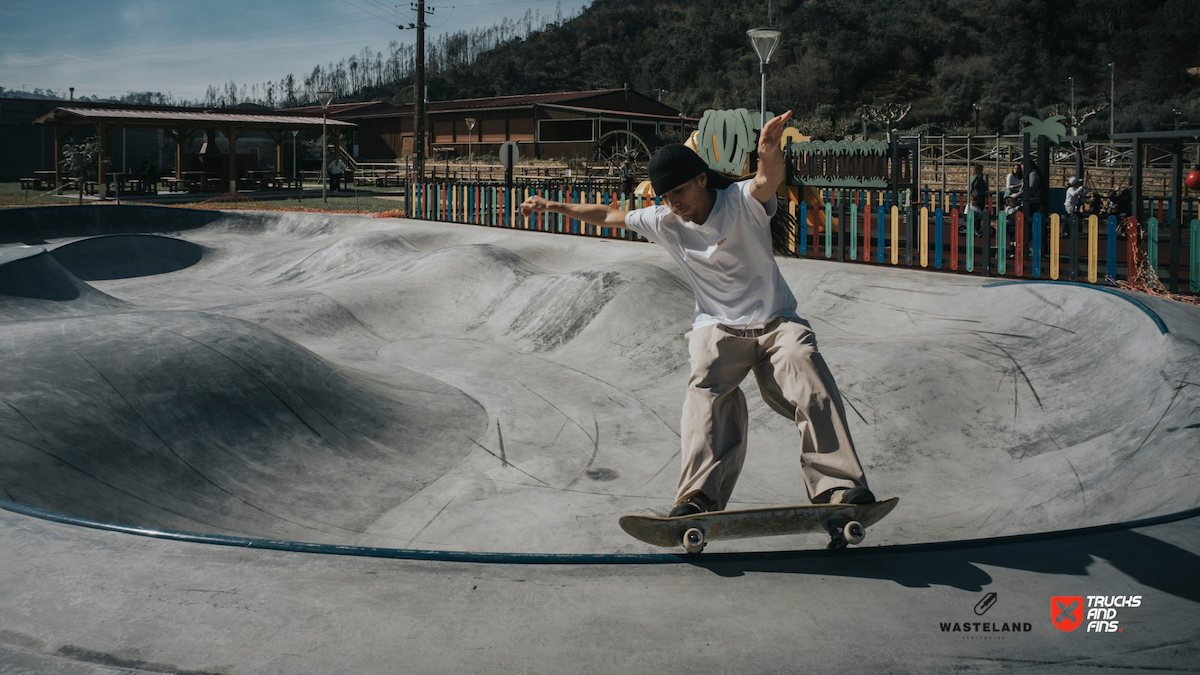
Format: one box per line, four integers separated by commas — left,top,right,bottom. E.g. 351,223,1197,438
34,106,356,129
284,88,688,122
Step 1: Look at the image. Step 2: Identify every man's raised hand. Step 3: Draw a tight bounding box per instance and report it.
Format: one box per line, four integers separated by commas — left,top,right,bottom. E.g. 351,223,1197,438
759,110,794,155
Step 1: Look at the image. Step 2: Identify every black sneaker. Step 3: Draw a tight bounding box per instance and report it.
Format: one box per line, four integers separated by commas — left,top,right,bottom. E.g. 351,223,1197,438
669,493,715,517
814,486,876,505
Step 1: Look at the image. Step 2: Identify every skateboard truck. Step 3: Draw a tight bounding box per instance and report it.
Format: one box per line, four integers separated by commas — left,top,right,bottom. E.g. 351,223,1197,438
824,519,865,550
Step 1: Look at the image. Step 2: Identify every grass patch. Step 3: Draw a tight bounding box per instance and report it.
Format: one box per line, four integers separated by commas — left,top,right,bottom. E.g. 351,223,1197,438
0,181,407,216
156,191,408,215
0,180,73,207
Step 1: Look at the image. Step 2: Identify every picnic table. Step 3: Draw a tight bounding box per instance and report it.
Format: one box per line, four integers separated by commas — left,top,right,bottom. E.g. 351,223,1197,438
112,173,158,195
242,170,273,190
172,171,221,193
20,171,61,190
266,175,298,190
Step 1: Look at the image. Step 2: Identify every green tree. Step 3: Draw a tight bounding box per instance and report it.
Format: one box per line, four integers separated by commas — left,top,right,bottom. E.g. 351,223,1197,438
61,137,106,204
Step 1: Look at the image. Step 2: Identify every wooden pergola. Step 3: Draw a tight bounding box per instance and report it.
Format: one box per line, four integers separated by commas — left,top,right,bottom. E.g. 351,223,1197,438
33,106,356,194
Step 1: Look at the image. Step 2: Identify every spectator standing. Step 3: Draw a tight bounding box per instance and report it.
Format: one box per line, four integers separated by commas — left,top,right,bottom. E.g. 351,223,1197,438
966,163,988,234
1024,162,1044,216
328,156,346,192
621,157,635,196
1022,162,1046,256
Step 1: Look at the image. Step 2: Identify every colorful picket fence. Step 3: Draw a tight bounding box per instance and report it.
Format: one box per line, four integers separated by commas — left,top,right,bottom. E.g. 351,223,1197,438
407,183,1198,296
408,183,659,241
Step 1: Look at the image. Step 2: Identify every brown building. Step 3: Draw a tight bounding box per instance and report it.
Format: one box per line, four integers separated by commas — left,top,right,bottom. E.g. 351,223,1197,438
287,87,693,162
3,97,345,183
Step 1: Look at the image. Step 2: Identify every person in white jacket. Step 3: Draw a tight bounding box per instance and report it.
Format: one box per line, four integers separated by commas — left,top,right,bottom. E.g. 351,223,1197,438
1064,177,1088,215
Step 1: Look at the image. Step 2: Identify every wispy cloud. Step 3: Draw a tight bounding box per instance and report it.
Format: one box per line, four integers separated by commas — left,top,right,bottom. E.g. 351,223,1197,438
2,0,590,100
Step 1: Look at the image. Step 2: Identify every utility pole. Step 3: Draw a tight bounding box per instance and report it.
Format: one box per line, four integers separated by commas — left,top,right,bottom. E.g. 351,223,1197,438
403,1,433,181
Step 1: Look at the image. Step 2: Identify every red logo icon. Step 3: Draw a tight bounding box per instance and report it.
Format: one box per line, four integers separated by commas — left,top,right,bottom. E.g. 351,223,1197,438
1052,596,1084,632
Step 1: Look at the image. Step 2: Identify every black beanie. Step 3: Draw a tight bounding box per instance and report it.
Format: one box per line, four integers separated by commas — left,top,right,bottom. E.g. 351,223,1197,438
648,143,710,196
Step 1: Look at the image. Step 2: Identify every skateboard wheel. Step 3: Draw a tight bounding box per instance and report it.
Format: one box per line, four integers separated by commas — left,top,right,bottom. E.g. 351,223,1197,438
683,527,706,554
844,521,865,545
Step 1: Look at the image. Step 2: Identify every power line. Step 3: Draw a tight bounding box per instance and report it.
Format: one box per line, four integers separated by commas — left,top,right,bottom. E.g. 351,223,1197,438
339,0,397,24
428,5,458,29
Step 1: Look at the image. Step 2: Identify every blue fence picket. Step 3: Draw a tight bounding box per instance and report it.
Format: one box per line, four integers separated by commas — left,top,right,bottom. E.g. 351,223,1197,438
1106,216,1118,281
934,209,944,269
1032,212,1042,279
876,205,885,263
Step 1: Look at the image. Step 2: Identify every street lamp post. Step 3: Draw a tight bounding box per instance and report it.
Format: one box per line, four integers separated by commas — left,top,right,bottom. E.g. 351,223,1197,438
465,117,476,182
1068,76,1075,134
746,28,782,131
316,91,334,202
1109,62,1115,136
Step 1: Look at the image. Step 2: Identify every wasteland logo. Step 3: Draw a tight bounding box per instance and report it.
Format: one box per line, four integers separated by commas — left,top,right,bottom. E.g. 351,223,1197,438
1052,596,1084,632
939,593,1033,636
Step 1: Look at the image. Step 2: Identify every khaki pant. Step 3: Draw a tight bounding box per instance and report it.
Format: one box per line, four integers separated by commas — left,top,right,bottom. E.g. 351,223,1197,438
676,317,867,509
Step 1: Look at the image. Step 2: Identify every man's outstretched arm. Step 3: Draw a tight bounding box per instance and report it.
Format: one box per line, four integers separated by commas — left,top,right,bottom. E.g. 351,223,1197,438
749,109,794,205
520,195,629,228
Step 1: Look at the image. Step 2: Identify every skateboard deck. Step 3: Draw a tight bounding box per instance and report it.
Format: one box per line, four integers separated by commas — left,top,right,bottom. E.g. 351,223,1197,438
619,498,898,553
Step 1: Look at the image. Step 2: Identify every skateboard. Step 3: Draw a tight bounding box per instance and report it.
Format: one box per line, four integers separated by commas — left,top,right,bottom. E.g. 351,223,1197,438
619,498,898,553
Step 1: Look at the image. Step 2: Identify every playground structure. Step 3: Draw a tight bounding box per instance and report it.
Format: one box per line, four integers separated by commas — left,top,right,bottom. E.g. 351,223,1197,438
404,178,1197,296
399,117,1199,297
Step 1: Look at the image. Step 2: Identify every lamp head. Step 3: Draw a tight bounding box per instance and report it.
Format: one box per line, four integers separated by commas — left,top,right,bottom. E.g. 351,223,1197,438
316,91,334,109
746,28,782,64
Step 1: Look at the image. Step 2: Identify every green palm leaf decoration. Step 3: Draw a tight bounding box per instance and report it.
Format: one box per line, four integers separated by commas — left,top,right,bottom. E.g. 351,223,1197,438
1020,115,1068,145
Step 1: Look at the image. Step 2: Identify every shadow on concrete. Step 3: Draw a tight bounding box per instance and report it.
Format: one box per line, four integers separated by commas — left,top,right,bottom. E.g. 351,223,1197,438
690,526,1200,604
0,252,81,301
50,235,204,280
0,205,225,245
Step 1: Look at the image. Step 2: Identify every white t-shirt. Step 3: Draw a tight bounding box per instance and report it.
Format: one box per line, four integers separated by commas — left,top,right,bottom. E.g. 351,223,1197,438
623,180,800,329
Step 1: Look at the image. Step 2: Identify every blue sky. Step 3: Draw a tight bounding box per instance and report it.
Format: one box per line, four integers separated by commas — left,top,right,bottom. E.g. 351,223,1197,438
0,0,589,101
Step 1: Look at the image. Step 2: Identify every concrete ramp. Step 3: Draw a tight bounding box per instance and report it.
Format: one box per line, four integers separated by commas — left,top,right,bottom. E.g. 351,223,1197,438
0,207,1197,554
0,246,129,316
49,233,205,280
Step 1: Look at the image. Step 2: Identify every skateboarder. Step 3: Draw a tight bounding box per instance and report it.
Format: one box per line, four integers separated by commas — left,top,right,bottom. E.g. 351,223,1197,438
520,110,874,517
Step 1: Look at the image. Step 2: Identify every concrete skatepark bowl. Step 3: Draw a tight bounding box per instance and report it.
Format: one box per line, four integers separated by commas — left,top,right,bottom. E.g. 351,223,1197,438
1,205,1198,673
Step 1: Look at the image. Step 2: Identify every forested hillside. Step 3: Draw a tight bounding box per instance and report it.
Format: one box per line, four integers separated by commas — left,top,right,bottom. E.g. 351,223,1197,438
422,0,1198,135
26,0,1191,136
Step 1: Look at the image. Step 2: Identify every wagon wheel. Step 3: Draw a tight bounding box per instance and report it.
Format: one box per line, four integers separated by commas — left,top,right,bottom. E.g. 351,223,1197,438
589,130,651,177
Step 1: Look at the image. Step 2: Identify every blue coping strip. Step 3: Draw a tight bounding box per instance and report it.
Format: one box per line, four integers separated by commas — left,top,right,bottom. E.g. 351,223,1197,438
2,497,1199,565
982,280,1169,335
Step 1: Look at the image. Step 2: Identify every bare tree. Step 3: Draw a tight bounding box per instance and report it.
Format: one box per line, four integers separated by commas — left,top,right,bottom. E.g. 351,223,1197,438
863,103,912,141
1049,102,1111,135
